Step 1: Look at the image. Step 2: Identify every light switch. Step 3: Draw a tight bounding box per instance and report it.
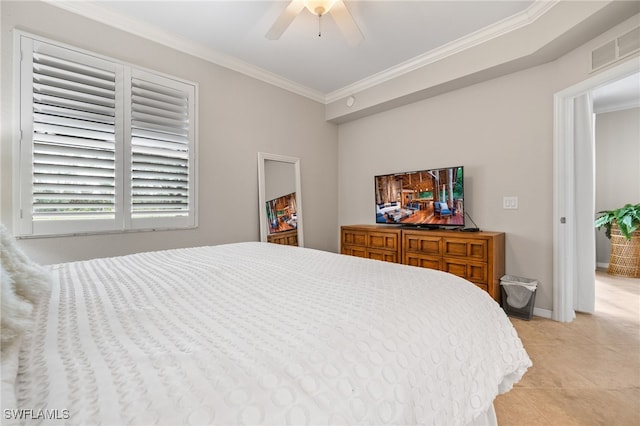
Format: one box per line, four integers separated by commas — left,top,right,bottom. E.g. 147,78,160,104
503,196,518,209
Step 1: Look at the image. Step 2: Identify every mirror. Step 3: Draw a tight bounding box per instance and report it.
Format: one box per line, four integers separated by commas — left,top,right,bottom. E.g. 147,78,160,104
258,153,304,247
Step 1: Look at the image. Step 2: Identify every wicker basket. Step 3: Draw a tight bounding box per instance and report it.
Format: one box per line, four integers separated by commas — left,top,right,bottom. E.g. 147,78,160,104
608,223,640,278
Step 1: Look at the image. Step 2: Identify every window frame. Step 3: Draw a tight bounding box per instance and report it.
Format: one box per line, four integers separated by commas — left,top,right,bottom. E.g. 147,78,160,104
13,31,198,237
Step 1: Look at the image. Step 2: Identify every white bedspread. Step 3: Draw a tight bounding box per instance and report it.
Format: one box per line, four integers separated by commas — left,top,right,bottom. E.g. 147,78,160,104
15,242,531,425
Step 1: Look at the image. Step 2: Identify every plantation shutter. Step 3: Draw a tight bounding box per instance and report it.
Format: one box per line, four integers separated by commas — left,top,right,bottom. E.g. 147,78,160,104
17,32,197,237
32,48,117,219
19,39,122,235
130,72,193,224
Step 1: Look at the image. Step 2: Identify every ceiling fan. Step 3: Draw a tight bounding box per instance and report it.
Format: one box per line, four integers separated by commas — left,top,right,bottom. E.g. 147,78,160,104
266,0,364,47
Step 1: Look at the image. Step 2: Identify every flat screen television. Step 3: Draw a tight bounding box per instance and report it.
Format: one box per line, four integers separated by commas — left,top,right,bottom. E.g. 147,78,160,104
374,166,464,228
266,192,298,234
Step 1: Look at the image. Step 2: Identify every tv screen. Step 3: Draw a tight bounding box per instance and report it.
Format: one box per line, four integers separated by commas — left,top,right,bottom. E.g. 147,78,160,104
374,166,464,228
266,192,298,234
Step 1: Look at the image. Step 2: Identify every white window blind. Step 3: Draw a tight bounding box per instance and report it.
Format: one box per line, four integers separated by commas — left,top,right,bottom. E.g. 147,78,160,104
32,49,118,222
17,33,197,236
130,74,191,221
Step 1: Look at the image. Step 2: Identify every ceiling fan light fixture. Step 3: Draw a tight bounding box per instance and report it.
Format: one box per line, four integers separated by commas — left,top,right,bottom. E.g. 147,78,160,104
304,0,336,16
266,0,363,47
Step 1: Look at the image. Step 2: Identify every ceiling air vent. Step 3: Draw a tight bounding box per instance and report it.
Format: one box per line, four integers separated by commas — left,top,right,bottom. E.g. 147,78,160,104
618,27,640,57
591,26,640,71
591,40,616,70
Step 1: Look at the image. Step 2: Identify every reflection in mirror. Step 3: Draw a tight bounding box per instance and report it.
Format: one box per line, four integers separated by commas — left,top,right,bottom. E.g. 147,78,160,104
258,153,303,247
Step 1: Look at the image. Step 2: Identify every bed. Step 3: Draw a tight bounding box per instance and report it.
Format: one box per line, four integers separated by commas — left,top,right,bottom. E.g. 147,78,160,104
2,235,531,425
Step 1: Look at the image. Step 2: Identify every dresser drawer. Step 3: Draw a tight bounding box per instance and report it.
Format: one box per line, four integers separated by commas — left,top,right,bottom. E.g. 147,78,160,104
342,244,367,258
368,247,399,263
443,238,488,261
368,231,399,251
442,258,488,285
403,233,441,256
404,253,441,270
342,229,367,246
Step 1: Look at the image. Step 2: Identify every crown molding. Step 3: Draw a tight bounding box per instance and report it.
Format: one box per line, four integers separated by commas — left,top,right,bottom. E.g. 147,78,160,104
324,0,558,103
42,0,327,103
44,0,556,105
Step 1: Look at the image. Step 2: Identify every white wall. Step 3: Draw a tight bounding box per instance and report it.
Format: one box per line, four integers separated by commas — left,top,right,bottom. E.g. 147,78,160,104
339,64,555,308
595,107,640,265
0,1,339,264
338,15,640,312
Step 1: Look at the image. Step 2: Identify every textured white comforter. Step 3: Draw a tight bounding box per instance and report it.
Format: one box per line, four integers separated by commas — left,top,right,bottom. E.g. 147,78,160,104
16,242,531,425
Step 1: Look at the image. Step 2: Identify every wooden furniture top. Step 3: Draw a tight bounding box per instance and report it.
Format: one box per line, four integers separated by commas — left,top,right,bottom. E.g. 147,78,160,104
341,224,503,238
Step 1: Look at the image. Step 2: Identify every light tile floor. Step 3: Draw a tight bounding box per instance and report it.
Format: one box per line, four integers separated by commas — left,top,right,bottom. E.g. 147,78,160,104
494,271,640,425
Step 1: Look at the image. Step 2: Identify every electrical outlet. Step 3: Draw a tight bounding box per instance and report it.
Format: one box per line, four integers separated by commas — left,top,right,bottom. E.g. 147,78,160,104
503,196,518,209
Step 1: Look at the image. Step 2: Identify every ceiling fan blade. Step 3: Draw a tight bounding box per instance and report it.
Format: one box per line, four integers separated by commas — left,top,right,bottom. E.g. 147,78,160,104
265,0,306,40
330,0,363,47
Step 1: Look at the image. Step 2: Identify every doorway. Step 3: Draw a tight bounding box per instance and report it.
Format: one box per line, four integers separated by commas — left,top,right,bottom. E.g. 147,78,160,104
553,58,640,322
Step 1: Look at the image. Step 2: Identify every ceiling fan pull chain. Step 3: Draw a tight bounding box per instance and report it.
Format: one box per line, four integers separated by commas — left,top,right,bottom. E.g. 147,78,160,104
318,14,322,37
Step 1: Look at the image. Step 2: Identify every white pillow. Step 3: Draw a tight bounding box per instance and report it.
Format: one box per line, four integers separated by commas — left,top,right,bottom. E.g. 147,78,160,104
1,265,33,349
0,225,49,417
0,224,51,305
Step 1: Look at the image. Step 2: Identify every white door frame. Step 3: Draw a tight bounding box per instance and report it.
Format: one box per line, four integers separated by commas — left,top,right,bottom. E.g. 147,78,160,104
553,57,640,322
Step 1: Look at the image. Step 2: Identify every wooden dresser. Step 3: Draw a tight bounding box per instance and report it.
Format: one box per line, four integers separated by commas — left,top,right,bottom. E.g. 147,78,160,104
340,225,505,301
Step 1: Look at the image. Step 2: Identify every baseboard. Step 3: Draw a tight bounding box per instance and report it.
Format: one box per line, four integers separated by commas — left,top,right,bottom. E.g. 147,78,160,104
530,266,611,321
533,307,552,319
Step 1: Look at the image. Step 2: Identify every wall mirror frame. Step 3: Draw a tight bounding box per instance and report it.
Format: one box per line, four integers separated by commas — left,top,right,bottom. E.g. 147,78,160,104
257,152,304,247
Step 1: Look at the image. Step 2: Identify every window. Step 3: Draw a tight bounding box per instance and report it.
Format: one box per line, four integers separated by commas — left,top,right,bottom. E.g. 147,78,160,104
16,32,197,236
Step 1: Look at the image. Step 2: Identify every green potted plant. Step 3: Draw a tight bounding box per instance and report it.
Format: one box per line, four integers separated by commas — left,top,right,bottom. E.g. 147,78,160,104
595,203,640,278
